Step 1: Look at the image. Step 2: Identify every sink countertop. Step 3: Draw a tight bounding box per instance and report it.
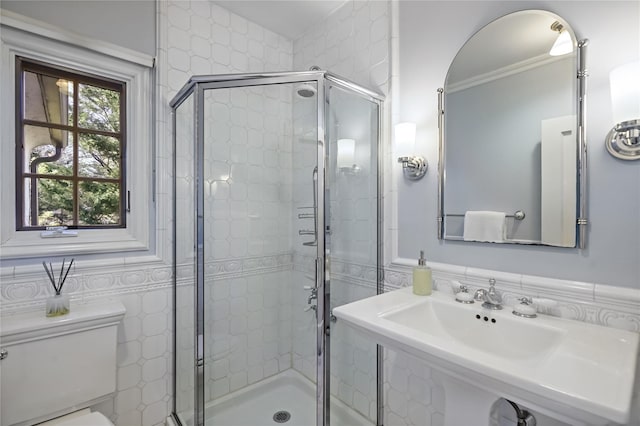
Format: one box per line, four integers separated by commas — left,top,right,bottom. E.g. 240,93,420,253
333,287,639,425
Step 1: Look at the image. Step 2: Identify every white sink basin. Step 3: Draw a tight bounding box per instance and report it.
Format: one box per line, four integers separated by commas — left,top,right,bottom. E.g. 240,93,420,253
333,287,639,425
382,295,565,362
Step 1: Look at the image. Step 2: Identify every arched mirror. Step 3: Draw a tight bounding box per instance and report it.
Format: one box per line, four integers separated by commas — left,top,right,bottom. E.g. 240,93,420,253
437,10,588,248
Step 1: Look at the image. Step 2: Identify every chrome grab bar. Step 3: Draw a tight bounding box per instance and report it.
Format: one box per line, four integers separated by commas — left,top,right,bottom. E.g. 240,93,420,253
299,166,318,247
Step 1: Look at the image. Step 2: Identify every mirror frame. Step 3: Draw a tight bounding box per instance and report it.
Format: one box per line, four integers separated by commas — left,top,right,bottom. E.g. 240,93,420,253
436,11,589,249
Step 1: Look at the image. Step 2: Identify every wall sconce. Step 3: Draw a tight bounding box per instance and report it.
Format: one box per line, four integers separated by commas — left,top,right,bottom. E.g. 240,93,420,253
337,138,360,175
606,60,640,160
395,122,427,180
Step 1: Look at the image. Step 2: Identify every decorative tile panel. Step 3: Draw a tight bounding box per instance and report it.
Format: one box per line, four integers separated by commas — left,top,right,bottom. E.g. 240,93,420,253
384,260,640,333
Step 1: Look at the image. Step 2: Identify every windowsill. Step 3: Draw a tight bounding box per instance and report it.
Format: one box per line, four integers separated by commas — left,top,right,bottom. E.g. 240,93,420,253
0,228,149,260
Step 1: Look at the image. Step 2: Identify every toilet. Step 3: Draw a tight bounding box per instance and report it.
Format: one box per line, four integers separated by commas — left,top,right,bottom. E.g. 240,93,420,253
0,299,126,426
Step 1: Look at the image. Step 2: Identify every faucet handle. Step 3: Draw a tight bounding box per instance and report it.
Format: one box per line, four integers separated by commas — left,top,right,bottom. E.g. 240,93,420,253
455,285,475,304
513,296,537,318
487,278,500,298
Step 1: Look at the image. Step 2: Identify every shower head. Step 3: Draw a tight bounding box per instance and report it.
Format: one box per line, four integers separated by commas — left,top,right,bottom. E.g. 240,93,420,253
296,84,317,98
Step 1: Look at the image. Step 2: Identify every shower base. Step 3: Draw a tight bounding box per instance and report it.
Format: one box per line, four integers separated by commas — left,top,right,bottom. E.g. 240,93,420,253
206,369,372,426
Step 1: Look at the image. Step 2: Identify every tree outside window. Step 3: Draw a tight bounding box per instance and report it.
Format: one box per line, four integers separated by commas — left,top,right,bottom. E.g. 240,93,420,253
17,59,126,229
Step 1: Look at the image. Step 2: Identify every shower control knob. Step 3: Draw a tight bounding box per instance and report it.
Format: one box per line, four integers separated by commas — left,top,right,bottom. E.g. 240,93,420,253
0,349,7,360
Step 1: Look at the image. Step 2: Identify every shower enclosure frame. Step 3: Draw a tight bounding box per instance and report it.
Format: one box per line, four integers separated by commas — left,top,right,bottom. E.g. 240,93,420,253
170,70,385,426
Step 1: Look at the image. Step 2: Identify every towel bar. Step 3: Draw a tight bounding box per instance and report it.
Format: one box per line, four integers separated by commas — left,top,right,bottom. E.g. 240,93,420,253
446,210,525,220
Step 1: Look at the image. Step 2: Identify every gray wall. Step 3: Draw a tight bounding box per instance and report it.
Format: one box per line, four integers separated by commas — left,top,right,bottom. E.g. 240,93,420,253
397,1,640,288
1,0,156,56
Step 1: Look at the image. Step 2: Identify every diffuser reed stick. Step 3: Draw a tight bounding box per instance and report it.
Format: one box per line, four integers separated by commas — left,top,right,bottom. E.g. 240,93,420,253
42,258,74,295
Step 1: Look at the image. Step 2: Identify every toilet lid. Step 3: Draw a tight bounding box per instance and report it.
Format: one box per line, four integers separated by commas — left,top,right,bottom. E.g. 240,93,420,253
53,412,114,426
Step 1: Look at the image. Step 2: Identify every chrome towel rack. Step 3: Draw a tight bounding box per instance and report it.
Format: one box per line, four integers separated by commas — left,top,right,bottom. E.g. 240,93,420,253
446,210,526,220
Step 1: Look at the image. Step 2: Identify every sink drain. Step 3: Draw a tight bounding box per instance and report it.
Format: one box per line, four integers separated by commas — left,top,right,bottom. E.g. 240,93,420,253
273,410,291,423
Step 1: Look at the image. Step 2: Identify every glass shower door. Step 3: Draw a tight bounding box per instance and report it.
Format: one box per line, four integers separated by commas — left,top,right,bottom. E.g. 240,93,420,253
325,83,382,426
174,93,197,426
200,80,320,425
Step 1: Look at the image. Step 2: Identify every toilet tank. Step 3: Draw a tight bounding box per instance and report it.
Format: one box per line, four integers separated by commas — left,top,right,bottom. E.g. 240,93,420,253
0,300,125,426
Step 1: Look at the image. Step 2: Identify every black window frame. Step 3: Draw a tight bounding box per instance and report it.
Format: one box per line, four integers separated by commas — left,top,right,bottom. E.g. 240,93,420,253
15,57,127,230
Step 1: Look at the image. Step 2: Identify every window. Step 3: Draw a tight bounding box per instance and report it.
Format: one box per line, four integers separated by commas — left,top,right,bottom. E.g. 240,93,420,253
17,59,127,229
1,15,154,259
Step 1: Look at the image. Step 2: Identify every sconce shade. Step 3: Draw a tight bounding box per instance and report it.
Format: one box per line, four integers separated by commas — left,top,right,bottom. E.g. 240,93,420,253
337,138,355,169
395,122,416,157
549,30,573,56
610,60,640,124
395,122,427,180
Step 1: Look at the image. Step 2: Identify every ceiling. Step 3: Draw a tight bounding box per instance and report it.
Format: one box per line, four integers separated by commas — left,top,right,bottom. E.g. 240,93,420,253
447,11,568,85
214,1,347,40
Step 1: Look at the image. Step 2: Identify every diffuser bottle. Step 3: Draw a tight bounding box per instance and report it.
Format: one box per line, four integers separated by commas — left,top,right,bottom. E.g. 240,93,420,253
412,250,432,296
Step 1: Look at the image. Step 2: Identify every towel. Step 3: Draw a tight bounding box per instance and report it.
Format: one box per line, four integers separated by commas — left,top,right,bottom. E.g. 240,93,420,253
463,211,506,243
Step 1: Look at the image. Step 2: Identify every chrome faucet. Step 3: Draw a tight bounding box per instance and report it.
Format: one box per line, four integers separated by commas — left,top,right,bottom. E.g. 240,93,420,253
304,286,318,305
474,278,503,310
304,286,318,314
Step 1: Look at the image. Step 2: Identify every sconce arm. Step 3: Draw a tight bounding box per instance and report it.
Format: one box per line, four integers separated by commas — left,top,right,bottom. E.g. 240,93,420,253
397,156,428,180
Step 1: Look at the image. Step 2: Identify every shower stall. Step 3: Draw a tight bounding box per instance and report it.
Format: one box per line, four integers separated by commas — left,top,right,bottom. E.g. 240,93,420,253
170,70,384,426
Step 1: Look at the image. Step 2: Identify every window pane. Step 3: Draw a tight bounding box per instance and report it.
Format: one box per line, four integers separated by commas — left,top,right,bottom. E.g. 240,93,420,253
78,133,121,178
18,60,126,229
23,71,73,125
24,178,74,226
79,181,120,225
78,84,120,132
25,125,73,176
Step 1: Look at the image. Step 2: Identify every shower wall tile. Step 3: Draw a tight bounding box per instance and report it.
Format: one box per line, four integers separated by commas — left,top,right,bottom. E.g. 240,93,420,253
202,85,293,260
166,2,293,101
293,0,390,95
202,265,294,402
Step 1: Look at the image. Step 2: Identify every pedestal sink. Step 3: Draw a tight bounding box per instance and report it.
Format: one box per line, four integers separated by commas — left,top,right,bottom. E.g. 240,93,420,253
332,287,639,426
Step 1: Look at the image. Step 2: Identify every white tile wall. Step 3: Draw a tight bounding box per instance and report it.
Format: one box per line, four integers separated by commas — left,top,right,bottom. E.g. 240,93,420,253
110,288,173,426
165,1,292,99
293,0,390,94
203,265,294,401
383,349,445,426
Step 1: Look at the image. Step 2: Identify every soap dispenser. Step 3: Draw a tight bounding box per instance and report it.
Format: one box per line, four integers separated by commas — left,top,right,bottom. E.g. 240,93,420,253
412,250,432,296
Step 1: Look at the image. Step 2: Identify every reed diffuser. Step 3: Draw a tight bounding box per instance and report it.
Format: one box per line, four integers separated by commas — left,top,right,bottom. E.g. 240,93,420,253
43,258,74,317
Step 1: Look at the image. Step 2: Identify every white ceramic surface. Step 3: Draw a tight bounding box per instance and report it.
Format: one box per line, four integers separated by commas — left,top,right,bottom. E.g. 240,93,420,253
333,287,640,425
172,369,372,426
0,300,125,426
